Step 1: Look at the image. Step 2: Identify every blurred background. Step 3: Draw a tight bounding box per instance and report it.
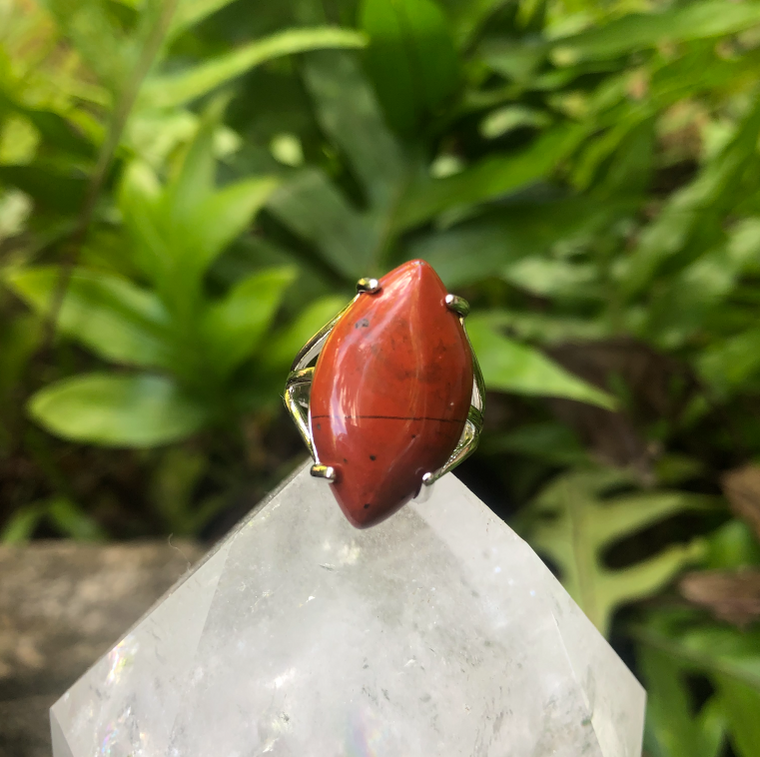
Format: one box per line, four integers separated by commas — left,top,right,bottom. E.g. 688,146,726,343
1,0,760,753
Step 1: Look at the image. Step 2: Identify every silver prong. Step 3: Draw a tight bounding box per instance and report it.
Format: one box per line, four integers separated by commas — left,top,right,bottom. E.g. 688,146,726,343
290,313,342,372
415,474,435,503
284,367,316,457
356,277,381,294
287,367,314,386
445,294,470,318
311,464,337,482
417,329,485,487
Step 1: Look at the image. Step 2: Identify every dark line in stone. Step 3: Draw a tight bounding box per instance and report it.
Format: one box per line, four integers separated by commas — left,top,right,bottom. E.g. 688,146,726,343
311,414,466,423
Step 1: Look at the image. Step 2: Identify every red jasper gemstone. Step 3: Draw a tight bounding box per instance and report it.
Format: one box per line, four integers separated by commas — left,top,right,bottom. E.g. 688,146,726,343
310,259,473,528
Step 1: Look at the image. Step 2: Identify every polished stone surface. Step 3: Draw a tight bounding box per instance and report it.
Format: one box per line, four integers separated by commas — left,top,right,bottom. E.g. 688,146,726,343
311,259,473,527
52,464,645,757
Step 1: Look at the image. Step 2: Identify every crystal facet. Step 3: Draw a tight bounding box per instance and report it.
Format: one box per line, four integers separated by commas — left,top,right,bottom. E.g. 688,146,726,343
51,465,645,757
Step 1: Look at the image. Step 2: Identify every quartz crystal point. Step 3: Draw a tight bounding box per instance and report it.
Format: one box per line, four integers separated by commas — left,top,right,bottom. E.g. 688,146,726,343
51,465,645,757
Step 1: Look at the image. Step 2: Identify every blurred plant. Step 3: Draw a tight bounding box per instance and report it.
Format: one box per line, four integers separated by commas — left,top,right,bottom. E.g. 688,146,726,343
0,0,613,540
264,46,614,406
4,0,760,750
0,0,367,536
636,610,760,757
6,100,288,447
517,467,716,634
635,498,760,757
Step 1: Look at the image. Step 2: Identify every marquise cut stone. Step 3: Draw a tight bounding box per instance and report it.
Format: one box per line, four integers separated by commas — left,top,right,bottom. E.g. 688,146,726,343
311,259,473,527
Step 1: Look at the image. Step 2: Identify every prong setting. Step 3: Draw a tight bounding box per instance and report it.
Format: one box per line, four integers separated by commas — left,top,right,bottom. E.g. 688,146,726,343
284,301,354,457
445,293,470,318
416,321,485,489
311,464,337,482
357,277,381,294
286,267,485,507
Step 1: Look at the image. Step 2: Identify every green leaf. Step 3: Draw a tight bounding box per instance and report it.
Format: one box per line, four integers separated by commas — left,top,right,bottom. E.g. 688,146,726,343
480,422,588,466
268,168,375,280
503,257,598,298
202,266,296,377
0,163,88,213
555,1,760,62
140,27,367,109
268,51,407,279
190,176,280,278
169,0,241,40
118,159,168,286
1,504,45,543
29,373,208,447
0,91,95,158
467,315,615,409
715,675,760,757
645,218,760,348
574,114,655,195
706,520,760,570
165,97,225,223
0,313,43,406
410,195,632,288
638,618,760,689
480,105,552,139
478,38,549,84
360,0,459,136
411,216,531,288
623,97,760,296
165,98,280,279
150,446,207,534
469,310,608,345
396,123,587,230
640,645,725,757
46,496,107,540
699,327,760,397
259,294,349,373
523,470,710,632
302,51,404,209
120,116,279,308
634,613,760,757
38,0,131,91
4,266,175,370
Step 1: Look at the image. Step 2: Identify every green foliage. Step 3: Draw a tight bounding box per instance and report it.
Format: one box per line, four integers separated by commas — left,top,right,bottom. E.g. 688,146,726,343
268,47,608,405
5,104,295,446
554,2,760,62
467,315,614,408
149,446,228,535
4,0,760,747
640,643,726,757
519,468,713,633
1,495,106,543
360,0,458,136
139,27,367,109
637,611,760,757
29,373,208,447
5,266,176,370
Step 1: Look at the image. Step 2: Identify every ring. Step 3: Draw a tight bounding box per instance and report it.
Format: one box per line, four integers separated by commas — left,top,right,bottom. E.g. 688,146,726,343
284,259,485,528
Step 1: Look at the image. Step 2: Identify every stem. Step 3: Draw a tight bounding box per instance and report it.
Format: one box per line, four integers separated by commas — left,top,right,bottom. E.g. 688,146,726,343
44,0,179,345
565,477,598,629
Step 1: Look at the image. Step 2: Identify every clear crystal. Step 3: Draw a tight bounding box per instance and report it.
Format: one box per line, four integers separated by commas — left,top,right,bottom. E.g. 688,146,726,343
51,464,645,756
